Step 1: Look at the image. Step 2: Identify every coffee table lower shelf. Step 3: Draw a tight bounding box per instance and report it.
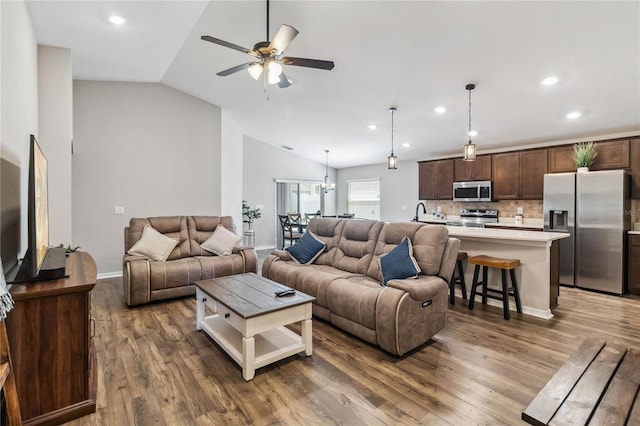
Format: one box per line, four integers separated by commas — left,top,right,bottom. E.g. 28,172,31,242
199,314,307,376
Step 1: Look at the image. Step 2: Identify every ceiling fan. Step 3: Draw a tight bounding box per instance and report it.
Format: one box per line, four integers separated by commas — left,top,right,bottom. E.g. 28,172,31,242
200,0,334,88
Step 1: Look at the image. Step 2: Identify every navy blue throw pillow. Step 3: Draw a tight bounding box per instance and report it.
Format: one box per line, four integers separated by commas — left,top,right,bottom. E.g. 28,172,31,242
285,231,326,265
379,236,421,285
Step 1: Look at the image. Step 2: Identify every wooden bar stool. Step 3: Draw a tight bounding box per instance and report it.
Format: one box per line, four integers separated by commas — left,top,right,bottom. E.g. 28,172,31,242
467,255,522,320
449,252,468,305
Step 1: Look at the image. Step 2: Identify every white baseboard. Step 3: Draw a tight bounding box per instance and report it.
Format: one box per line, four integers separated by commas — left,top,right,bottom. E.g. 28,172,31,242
98,271,123,280
255,245,276,251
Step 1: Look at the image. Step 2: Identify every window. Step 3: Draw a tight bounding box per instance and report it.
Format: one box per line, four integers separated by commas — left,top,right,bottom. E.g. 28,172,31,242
347,179,380,220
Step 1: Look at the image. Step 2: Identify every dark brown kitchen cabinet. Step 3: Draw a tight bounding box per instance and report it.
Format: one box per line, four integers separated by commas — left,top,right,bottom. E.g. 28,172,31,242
521,149,548,199
418,159,454,200
631,138,640,199
592,139,630,170
547,145,574,173
629,234,640,295
492,149,547,200
454,155,491,181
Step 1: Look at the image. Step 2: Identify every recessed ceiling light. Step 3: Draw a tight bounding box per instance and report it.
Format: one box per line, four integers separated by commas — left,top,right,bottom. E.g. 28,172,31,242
566,111,581,119
368,124,377,130
434,106,446,114
402,143,411,148
542,76,558,86
109,15,126,25
468,130,478,137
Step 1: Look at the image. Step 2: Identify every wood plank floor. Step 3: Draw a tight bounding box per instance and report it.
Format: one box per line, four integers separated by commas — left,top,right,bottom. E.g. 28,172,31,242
67,272,640,425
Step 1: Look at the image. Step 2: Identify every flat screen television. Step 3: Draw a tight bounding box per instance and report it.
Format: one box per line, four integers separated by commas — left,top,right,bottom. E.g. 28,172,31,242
9,135,65,283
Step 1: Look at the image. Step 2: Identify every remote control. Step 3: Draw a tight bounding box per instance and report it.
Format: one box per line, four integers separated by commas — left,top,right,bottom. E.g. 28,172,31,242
275,289,295,297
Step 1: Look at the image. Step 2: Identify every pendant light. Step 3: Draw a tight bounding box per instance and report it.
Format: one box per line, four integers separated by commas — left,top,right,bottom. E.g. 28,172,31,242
321,149,335,193
388,107,398,169
463,83,477,161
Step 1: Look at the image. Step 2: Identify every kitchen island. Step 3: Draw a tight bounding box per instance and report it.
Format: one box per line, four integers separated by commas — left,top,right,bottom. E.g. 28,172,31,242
444,226,569,319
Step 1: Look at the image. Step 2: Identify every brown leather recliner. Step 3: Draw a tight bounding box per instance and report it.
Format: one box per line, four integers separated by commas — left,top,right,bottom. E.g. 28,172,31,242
123,216,257,306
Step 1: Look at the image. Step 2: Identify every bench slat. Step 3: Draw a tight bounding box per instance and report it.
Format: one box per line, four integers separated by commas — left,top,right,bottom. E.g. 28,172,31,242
589,348,640,425
522,338,605,426
550,342,627,426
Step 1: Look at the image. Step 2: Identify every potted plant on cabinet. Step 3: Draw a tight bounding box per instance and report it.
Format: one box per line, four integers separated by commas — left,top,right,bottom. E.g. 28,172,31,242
572,141,597,173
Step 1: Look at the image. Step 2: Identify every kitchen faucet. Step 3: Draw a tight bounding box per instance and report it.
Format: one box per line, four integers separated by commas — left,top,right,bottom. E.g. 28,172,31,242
413,202,427,222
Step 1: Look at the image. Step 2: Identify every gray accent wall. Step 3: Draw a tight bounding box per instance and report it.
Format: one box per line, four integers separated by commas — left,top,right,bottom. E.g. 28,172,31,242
73,81,222,274
38,45,73,247
0,0,39,258
336,160,419,223
243,136,336,248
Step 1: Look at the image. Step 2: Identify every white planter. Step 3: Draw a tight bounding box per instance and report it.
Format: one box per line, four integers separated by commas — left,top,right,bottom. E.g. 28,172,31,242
577,167,589,173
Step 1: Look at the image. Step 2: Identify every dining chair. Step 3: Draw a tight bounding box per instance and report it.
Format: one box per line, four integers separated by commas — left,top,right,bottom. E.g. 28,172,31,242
304,212,320,222
278,215,303,249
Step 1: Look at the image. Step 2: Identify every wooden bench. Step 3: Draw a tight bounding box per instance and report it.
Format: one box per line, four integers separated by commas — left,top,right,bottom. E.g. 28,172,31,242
522,338,640,425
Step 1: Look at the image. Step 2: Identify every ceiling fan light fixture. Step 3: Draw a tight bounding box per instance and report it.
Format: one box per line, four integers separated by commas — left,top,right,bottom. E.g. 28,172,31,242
248,63,263,80
268,72,282,85
267,61,283,77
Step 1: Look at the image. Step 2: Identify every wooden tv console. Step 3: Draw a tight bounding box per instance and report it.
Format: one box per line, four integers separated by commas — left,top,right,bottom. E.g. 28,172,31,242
6,251,97,426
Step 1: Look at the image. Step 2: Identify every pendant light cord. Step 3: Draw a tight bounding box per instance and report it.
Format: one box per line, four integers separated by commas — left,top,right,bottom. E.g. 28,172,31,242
390,107,396,155
468,88,472,141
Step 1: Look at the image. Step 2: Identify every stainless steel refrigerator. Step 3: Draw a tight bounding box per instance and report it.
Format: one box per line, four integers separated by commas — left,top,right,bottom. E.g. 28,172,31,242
543,170,630,294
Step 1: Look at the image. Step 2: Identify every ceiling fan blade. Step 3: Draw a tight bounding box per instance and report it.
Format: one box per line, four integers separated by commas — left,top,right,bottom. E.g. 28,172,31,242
282,57,335,70
268,25,299,55
201,35,260,58
216,62,253,76
277,72,292,88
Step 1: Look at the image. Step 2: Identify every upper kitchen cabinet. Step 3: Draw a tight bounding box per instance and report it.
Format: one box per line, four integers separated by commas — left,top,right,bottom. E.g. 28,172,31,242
454,155,491,181
631,138,640,199
418,159,454,200
547,145,574,173
492,149,547,200
548,139,630,173
591,139,630,170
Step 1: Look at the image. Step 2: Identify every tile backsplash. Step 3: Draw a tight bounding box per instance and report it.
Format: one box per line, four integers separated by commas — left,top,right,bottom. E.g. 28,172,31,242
424,198,640,223
423,200,543,220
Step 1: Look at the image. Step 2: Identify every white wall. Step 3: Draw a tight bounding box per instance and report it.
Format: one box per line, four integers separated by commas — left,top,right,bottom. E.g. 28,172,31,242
0,0,39,256
221,111,243,231
337,159,419,223
73,81,222,274
38,45,73,247
243,136,336,248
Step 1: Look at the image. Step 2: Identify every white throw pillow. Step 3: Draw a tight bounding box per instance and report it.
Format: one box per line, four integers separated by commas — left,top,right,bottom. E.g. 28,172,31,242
128,225,179,261
200,225,243,256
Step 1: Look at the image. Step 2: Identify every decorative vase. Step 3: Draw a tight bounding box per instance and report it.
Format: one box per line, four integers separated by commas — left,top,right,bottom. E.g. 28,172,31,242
577,167,589,173
243,229,255,247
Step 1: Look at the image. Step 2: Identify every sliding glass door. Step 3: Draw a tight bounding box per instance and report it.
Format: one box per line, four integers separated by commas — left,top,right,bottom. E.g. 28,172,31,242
275,180,322,248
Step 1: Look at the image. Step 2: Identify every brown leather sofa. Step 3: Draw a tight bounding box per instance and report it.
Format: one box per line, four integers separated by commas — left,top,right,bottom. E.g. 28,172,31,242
262,218,460,356
123,216,257,306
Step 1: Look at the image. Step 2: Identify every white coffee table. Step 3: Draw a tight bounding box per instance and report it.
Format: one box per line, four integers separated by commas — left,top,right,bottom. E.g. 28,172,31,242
195,273,315,381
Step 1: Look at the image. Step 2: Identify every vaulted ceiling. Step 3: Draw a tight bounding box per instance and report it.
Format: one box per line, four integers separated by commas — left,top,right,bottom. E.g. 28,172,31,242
26,1,640,168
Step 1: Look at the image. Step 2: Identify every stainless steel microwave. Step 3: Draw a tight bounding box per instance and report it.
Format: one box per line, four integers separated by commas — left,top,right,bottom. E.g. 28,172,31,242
452,181,492,202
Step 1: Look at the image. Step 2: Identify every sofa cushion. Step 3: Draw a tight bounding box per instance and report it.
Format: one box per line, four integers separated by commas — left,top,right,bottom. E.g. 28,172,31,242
332,219,384,274
327,276,383,329
285,231,326,264
379,236,421,285
305,218,345,265
412,225,449,276
187,216,237,256
127,225,179,261
197,254,248,280
200,225,242,256
126,216,190,260
149,257,202,291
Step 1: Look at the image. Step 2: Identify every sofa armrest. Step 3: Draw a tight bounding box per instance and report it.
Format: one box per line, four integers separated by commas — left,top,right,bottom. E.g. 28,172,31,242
232,246,258,273
123,255,151,306
270,250,293,261
387,275,448,301
438,238,461,282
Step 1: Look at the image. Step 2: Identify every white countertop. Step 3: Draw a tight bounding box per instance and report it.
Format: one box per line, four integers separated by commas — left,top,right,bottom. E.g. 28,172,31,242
486,220,544,230
446,226,569,242
630,231,640,235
